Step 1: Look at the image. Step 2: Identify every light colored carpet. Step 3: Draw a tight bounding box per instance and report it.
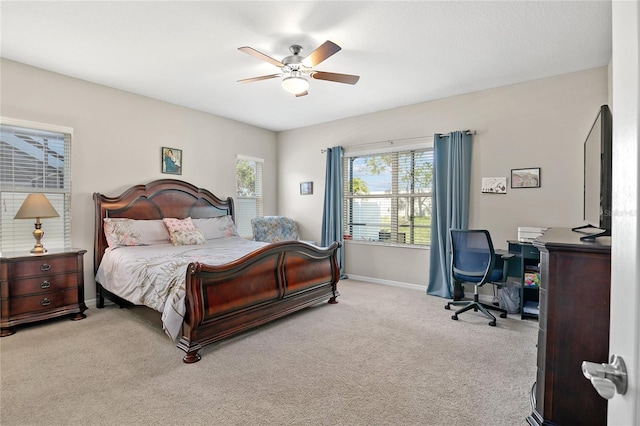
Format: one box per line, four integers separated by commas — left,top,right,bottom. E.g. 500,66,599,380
0,279,537,426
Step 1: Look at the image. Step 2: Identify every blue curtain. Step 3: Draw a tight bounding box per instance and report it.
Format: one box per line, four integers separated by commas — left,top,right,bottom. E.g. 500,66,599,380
427,131,473,298
321,146,346,276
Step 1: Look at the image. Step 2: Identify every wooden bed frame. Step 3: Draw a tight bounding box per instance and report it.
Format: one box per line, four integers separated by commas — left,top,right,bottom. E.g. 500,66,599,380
93,179,341,363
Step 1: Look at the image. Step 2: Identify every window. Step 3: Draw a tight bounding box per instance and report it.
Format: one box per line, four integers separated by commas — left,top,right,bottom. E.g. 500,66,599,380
343,146,433,246
0,119,72,253
235,155,263,238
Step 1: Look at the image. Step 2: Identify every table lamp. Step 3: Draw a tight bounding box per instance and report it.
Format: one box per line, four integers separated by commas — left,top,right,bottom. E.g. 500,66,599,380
14,193,60,254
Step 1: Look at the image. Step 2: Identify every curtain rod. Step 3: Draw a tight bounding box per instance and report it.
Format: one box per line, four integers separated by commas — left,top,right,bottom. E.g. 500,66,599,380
320,130,476,153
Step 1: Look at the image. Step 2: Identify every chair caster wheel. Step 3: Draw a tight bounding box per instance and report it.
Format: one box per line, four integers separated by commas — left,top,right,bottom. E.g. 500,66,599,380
489,321,496,326
500,313,507,318
445,304,451,310
452,315,458,321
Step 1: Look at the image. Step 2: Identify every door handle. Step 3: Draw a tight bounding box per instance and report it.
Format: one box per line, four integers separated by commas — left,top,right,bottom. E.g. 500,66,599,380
581,354,628,399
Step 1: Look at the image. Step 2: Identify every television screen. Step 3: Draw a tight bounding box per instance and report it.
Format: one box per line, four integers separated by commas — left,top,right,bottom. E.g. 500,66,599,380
584,112,602,227
578,105,612,240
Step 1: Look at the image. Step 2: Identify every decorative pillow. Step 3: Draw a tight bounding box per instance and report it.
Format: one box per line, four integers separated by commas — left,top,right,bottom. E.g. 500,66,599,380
192,216,240,239
163,217,195,234
104,218,141,248
169,229,207,246
104,218,171,248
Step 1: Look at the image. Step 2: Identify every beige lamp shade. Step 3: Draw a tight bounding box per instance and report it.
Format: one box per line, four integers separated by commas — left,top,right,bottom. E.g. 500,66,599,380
14,194,59,254
14,194,59,220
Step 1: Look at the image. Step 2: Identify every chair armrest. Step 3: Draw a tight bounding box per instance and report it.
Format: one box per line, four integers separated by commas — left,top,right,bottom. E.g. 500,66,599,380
496,252,516,283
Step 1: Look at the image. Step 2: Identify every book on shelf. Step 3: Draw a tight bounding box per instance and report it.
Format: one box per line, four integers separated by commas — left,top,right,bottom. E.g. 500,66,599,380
525,264,540,272
524,271,540,287
523,300,540,315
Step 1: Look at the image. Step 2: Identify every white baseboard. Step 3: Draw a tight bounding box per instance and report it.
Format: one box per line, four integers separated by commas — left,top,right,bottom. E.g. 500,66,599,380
344,274,496,303
345,274,426,292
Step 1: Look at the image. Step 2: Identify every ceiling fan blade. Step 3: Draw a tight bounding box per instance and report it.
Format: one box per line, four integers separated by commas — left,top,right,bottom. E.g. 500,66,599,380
237,74,281,83
311,71,360,85
302,40,341,67
238,46,284,68
295,91,308,97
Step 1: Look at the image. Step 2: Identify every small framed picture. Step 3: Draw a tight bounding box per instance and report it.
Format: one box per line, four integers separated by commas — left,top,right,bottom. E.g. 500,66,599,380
162,147,182,175
300,181,313,195
511,167,540,188
481,177,507,194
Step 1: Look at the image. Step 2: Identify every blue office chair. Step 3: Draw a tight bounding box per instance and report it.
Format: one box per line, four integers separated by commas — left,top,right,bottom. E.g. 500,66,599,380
444,229,514,326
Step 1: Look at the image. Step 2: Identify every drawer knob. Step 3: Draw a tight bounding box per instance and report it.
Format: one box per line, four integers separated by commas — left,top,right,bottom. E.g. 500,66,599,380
40,280,51,289
40,298,51,306
40,263,51,272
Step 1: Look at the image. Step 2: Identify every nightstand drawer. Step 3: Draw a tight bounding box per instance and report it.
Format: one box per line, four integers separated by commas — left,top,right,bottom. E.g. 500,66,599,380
7,256,79,279
7,288,79,316
1,249,86,335
5,273,79,297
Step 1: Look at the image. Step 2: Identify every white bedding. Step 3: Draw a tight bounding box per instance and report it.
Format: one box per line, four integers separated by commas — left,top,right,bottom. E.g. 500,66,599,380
95,236,268,340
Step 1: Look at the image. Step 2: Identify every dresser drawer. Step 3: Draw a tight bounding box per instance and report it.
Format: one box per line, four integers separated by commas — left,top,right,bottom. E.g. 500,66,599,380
7,256,79,279
4,273,78,297
6,288,79,317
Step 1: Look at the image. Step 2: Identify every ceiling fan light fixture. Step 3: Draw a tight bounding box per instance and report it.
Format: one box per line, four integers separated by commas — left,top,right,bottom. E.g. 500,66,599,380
281,73,309,95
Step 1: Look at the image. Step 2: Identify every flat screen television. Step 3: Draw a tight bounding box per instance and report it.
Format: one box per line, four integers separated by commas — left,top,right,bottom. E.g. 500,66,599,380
573,104,612,240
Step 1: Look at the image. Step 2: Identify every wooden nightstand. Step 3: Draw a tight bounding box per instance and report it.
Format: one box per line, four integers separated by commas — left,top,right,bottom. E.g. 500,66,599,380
0,248,87,336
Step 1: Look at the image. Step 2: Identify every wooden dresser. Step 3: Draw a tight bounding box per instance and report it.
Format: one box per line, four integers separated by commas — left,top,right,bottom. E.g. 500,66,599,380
0,248,87,336
527,228,611,426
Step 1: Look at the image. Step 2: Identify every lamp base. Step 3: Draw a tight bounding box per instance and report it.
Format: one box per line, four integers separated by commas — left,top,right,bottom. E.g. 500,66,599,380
30,246,47,254
31,222,47,254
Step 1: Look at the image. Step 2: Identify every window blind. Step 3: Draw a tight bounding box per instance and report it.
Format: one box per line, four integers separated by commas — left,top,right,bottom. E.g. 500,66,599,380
343,147,433,246
236,156,263,238
0,121,72,253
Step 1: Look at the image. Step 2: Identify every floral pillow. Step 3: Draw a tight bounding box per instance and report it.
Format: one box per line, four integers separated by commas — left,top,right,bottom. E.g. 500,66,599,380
104,218,171,248
104,218,141,248
192,216,240,239
169,229,207,246
163,217,195,233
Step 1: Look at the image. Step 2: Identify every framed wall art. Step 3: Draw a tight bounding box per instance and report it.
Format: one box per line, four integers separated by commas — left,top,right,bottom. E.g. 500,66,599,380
481,177,507,194
300,181,313,195
162,147,182,175
511,167,540,188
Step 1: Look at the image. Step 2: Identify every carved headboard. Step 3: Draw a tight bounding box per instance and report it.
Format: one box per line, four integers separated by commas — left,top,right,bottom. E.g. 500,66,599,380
93,179,234,274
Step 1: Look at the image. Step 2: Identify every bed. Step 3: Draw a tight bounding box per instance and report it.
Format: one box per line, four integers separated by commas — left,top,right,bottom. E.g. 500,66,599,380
93,179,341,363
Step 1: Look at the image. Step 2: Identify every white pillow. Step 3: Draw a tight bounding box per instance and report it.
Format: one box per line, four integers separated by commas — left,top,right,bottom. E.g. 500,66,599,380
192,216,239,239
104,218,170,248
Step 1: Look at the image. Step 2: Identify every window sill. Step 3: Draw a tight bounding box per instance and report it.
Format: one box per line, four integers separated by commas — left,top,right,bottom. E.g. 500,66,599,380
343,239,429,250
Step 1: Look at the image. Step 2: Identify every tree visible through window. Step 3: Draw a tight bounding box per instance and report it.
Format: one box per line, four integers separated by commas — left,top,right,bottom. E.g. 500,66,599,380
343,148,433,245
235,156,263,237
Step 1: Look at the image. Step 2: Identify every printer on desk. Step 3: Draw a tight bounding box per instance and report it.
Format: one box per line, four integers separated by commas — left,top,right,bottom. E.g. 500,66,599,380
518,226,547,243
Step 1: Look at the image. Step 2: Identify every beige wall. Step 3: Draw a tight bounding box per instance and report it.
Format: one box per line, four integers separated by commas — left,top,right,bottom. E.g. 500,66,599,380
0,59,277,301
277,67,608,287
0,58,609,295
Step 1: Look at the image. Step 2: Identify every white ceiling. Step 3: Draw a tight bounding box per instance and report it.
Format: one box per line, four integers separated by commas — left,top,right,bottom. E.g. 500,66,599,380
1,1,612,132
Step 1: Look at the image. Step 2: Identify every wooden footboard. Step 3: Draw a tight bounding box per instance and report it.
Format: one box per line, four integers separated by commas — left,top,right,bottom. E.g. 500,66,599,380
94,179,341,363
178,240,341,363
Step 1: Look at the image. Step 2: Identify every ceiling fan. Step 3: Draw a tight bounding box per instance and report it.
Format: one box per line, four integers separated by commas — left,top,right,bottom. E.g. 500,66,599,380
237,40,360,97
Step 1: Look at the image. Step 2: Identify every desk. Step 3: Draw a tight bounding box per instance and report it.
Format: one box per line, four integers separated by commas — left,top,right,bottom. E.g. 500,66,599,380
507,240,540,320
452,241,541,318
